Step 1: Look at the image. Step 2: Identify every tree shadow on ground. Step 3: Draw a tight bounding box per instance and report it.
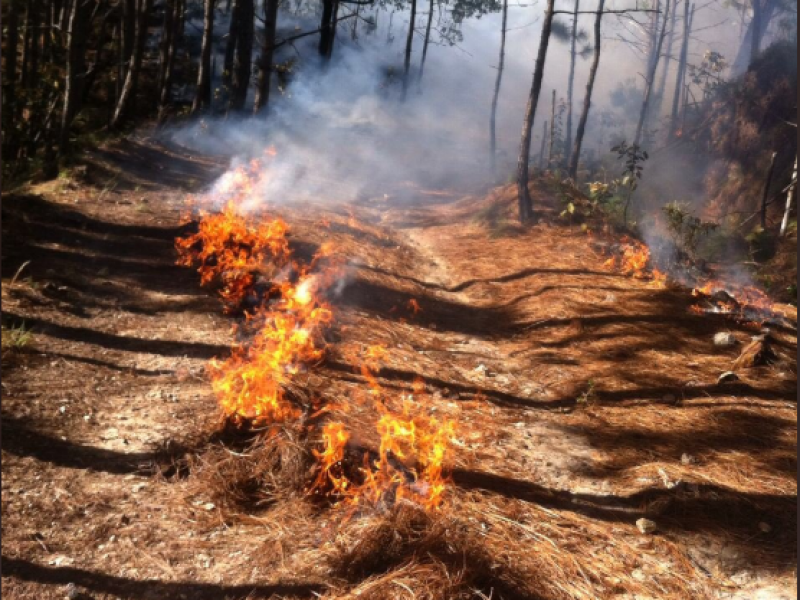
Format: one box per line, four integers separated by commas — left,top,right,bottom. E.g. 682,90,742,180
1,557,324,600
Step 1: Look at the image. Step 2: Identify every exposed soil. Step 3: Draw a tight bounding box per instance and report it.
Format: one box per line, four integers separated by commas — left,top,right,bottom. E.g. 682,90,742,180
2,135,797,600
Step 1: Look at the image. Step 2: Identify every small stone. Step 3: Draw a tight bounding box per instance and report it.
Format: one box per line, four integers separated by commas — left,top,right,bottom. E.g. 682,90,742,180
131,483,148,493
681,453,696,465
718,371,739,384
65,582,80,600
758,521,772,533
636,518,658,534
713,332,737,347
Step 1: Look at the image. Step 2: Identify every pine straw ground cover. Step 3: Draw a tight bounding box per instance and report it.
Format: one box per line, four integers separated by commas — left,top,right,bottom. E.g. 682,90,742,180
2,141,796,599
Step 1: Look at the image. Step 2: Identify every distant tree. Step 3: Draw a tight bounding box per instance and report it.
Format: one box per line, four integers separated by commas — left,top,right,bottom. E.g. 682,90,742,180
254,0,279,112
418,0,436,88
112,0,152,128
62,0,97,147
402,0,418,99
564,0,579,166
668,1,693,140
230,0,254,111
634,0,672,145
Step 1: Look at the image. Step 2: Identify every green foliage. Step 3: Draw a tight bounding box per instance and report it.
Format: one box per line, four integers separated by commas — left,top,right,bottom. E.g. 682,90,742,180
2,322,32,352
745,225,778,262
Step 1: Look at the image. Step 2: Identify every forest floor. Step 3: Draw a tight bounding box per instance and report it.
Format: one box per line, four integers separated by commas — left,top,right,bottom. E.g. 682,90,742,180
2,135,797,600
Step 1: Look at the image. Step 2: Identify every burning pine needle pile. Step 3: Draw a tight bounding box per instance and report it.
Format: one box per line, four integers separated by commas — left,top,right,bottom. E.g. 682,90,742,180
176,158,456,512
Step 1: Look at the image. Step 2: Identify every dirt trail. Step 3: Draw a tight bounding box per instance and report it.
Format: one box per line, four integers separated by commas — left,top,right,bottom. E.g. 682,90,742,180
2,138,797,600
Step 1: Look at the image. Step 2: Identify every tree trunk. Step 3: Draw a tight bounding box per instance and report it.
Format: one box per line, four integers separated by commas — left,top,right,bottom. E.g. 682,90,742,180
20,0,33,87
328,0,341,56
652,0,677,130
568,0,604,180
319,0,334,56
158,0,175,94
111,0,151,128
122,0,135,70
192,0,215,113
780,157,797,236
417,0,435,89
3,0,21,160
254,0,279,113
515,0,556,223
548,89,556,167
223,0,239,88
668,1,692,140
61,0,94,150
634,0,671,146
159,0,182,118
538,120,548,170
230,0,253,111
731,0,776,74
564,0,579,166
489,0,508,176
760,151,778,229
402,0,417,99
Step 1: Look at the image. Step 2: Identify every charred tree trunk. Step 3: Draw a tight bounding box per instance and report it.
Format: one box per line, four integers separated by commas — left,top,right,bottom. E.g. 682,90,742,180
193,0,215,113
564,0,579,166
158,0,176,93
319,0,334,56
731,0,776,74
668,1,692,140
61,0,94,150
402,0,417,100
223,0,239,89
548,89,556,167
111,0,150,128
634,0,671,146
328,0,341,56
568,0,604,180
489,0,508,177
417,0,435,88
229,0,253,111
515,0,556,223
760,151,777,229
538,120,548,170
254,0,279,113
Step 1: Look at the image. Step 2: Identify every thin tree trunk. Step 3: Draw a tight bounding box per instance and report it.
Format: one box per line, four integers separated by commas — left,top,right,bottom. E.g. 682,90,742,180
417,0,435,88
538,120,548,170
329,0,341,55
122,0,135,70
634,0,671,146
564,0,579,166
230,0,253,111
489,0,508,176
158,0,175,93
402,0,417,99
3,0,21,160
568,0,604,180
760,151,778,229
20,0,33,87
669,1,692,139
111,0,150,128
254,0,279,113
548,89,556,167
780,157,797,236
192,0,215,113
223,0,239,88
652,0,677,130
115,21,123,102
61,0,94,150
516,0,556,223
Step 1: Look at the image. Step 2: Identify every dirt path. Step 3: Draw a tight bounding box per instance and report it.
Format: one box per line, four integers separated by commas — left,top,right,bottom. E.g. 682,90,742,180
2,138,797,600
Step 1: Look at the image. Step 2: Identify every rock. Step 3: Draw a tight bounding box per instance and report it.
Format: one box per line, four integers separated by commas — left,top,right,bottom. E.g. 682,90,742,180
718,371,739,384
714,332,737,347
65,583,80,600
636,518,658,534
681,453,696,465
758,521,771,533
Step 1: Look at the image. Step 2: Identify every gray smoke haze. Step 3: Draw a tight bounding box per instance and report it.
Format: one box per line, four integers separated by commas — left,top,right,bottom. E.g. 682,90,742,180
164,0,775,210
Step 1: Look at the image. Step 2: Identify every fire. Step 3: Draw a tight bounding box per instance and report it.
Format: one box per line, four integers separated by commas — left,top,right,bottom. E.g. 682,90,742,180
177,157,454,512
603,236,665,287
690,280,776,319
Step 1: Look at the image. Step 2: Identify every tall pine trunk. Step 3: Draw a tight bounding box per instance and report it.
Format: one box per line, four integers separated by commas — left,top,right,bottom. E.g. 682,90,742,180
319,0,334,56
548,89,556,167
230,0,253,111
223,0,239,88
61,0,94,150
417,0,435,88
489,0,508,176
634,0,671,145
159,0,182,120
516,0,556,223
652,0,677,130
158,0,175,96
254,0,279,113
111,0,151,128
3,0,22,160
402,0,417,99
193,0,215,113
668,1,692,140
568,0,604,179
564,0,579,166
